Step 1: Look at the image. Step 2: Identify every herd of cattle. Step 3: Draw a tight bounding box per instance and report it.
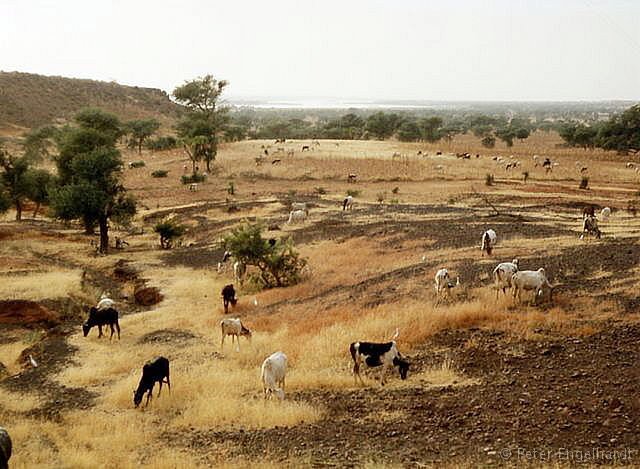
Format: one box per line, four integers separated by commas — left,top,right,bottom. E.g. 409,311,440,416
50,180,621,415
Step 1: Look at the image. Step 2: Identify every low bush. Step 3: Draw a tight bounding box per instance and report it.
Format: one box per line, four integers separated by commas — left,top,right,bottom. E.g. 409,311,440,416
151,169,169,178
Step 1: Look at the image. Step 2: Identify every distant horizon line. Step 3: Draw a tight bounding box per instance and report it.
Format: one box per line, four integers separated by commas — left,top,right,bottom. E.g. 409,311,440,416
2,70,639,105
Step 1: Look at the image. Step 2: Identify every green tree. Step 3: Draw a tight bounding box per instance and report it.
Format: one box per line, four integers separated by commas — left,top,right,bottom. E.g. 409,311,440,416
126,119,160,154
23,126,57,161
24,169,52,218
173,75,229,173
397,120,422,142
50,109,135,253
481,135,496,148
597,104,640,153
515,127,530,141
222,222,307,288
495,127,516,147
154,219,185,249
0,145,31,221
365,112,401,140
419,117,444,142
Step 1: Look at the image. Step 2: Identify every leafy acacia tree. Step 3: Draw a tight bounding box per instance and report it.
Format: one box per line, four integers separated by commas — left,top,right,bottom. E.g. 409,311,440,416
50,108,136,253
0,146,31,221
481,135,496,148
597,104,640,153
173,75,229,173
126,119,160,154
420,117,444,142
397,120,422,142
365,112,401,140
223,222,307,288
154,219,185,249
24,169,52,218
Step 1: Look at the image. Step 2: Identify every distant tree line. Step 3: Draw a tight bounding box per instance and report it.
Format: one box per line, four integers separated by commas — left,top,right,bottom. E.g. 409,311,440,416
558,104,640,153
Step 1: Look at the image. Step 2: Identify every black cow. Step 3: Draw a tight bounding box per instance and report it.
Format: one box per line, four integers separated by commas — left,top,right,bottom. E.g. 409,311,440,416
133,356,170,408
349,341,409,385
82,307,120,339
221,284,237,314
582,205,595,219
301,145,310,152
0,426,11,469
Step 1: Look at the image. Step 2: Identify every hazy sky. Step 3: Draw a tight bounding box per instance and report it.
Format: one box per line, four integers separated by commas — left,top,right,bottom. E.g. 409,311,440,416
1,0,639,101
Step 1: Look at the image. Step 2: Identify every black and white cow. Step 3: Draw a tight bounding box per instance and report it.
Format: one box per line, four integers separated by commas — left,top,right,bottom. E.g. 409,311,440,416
349,340,409,385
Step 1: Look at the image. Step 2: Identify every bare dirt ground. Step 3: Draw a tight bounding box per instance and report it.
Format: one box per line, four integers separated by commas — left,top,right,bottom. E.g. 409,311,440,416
1,136,639,467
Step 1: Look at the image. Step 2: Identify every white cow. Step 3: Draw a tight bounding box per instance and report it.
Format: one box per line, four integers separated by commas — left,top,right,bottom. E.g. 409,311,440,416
511,268,553,304
261,351,287,400
287,210,307,224
434,268,460,305
343,196,354,211
481,229,497,255
600,207,611,222
492,259,519,299
220,318,251,351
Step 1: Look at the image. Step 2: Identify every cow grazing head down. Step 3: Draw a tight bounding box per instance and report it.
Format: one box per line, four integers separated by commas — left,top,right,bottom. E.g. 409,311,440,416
82,306,98,337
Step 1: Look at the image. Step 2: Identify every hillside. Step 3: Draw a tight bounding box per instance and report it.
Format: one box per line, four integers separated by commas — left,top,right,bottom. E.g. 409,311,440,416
0,71,181,130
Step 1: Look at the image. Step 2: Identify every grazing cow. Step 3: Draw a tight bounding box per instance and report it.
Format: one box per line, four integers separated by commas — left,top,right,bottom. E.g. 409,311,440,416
291,202,308,214
82,307,121,340
582,205,595,219
600,207,611,221
436,151,442,155
261,351,287,399
217,250,232,273
271,159,281,165
542,158,552,173
133,356,170,408
301,145,310,152
221,284,237,314
350,338,409,386
287,209,307,224
220,318,251,351
511,268,553,304
343,195,354,211
481,229,497,255
492,259,519,299
347,173,357,183
581,215,601,239
0,427,10,469
434,268,460,305
189,183,198,191
96,293,115,311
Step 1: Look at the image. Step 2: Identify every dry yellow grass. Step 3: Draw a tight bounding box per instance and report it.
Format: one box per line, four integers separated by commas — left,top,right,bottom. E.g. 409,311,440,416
3,135,640,467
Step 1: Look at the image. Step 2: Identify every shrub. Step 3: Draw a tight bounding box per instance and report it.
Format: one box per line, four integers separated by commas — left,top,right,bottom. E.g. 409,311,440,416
222,222,307,288
346,189,361,197
154,219,185,249
390,198,399,205
315,187,327,195
129,160,145,168
227,181,235,195
181,173,207,184
151,169,169,178
485,174,495,186
579,177,589,190
145,136,178,151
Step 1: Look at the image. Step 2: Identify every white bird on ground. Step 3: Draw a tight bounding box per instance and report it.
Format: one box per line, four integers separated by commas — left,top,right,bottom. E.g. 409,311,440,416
421,255,427,262
29,354,38,368
253,297,259,307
